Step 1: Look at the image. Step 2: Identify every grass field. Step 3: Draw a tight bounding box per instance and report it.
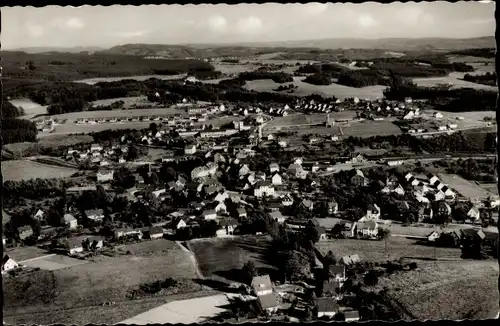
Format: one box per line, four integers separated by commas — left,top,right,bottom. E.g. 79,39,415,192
90,96,152,108
243,76,386,100
316,237,461,263
21,254,88,271
212,63,259,75
437,173,495,200
188,235,276,283
412,72,497,91
2,160,78,181
73,74,187,85
264,112,357,130
476,182,498,196
3,239,200,324
5,246,52,262
447,55,496,74
10,98,48,117
374,260,499,320
341,120,403,137
423,110,494,130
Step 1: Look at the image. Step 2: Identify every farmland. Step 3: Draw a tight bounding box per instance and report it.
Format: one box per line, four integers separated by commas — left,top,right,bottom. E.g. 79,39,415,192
2,160,78,181
341,120,402,137
73,74,187,85
3,240,201,324
316,237,461,263
412,72,497,91
437,173,495,200
9,98,48,118
188,235,276,283
21,254,88,271
372,260,499,320
5,246,52,262
243,76,386,100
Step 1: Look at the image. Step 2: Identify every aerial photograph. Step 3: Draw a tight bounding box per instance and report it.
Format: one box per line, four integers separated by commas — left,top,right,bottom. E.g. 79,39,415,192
1,1,498,324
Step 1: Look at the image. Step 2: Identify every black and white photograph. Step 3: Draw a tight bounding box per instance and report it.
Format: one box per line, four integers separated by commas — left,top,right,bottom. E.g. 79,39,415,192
1,1,498,324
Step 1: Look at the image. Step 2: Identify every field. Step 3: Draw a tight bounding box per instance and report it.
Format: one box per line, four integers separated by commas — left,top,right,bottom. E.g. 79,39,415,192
373,260,499,320
38,121,158,137
73,74,187,85
264,112,357,130
316,237,461,263
437,173,495,200
243,76,386,100
21,254,88,271
422,110,494,130
3,240,201,324
340,120,403,138
412,72,497,91
212,63,259,75
188,235,276,283
2,160,78,181
476,182,498,196
120,293,234,324
5,246,52,262
447,55,496,74
9,98,48,118
41,106,182,121
90,96,152,108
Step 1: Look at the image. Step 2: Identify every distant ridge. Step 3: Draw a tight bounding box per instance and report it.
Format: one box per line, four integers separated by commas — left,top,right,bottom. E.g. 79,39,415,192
12,46,105,54
98,36,495,57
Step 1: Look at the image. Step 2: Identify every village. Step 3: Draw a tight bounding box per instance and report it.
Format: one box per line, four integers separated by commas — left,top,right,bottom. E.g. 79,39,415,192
2,91,499,323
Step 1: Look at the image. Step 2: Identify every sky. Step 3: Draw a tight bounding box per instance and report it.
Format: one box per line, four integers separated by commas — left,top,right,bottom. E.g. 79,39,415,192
2,2,495,49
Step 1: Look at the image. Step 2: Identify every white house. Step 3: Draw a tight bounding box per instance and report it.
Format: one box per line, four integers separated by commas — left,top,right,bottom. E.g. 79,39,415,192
438,126,448,131
467,207,481,221
176,219,187,229
434,190,446,201
387,160,404,166
269,163,280,174
434,112,444,119
215,201,227,214
64,213,78,230
316,298,339,319
34,209,44,221
215,191,229,203
2,255,19,274
427,230,441,242
85,209,105,221
254,181,275,198
90,143,103,152
251,275,273,296
184,144,197,155
203,210,217,220
271,173,283,186
97,170,114,182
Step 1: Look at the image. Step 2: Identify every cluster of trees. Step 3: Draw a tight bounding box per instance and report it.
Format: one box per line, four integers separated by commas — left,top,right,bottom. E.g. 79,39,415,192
3,101,25,118
238,71,293,83
344,132,496,154
174,220,220,240
448,48,495,59
1,118,38,144
273,84,297,92
336,70,384,88
304,73,333,86
463,72,497,86
439,158,496,182
88,100,125,111
187,66,223,80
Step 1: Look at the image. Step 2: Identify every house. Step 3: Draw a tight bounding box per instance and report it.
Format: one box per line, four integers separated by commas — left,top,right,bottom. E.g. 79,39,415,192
382,183,405,196
282,194,294,206
215,201,227,214
191,163,218,180
427,230,441,242
300,199,314,211
90,143,103,152
328,201,339,215
97,169,114,182
214,153,226,163
257,293,279,314
344,310,361,322
269,163,280,173
85,209,105,221
356,220,379,238
219,218,239,235
434,190,446,202
365,204,380,220
2,255,19,274
18,226,33,240
269,211,286,223
386,175,399,187
254,181,275,198
203,210,217,220
65,238,84,255
64,213,78,230
114,228,143,239
255,171,266,181
271,173,283,186
85,236,104,250
441,185,456,200
418,206,433,221
236,207,247,218
387,160,404,166
287,164,305,178
350,169,367,187
316,297,339,318
467,207,481,221
251,274,273,296
340,254,361,266
329,265,346,284
148,226,164,239
434,112,443,119
175,219,187,229
34,209,45,221
184,144,197,155
434,201,452,218
239,164,251,177
214,191,229,203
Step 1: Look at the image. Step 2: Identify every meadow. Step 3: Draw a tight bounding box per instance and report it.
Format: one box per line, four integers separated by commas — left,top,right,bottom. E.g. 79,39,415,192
412,72,497,91
2,160,78,181
437,173,495,200
73,74,187,85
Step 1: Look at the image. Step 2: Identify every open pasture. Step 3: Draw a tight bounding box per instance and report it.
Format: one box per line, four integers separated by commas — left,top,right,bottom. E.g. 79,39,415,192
90,96,152,108
412,72,497,91
437,173,495,200
340,120,403,137
5,246,52,262
316,237,460,263
9,98,48,118
243,77,386,100
376,260,499,320
2,160,78,181
73,74,186,85
188,235,276,283
21,254,88,271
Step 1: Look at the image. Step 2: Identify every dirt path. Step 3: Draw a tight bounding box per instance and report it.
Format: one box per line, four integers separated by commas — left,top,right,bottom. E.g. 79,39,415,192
174,241,205,280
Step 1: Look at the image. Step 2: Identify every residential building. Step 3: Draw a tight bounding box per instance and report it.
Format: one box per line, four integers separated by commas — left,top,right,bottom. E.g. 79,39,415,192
148,226,164,239
427,230,441,242
467,207,481,221
434,201,452,218
184,144,197,155
269,211,286,223
34,209,45,221
316,298,339,318
251,275,273,296
344,310,361,322
328,201,339,215
300,199,314,211
1,255,19,274
350,169,367,187
236,207,247,219
85,209,105,221
218,218,239,236
340,254,361,266
191,163,218,180
271,173,283,186
65,238,84,255
328,265,346,284
254,181,275,198
356,220,379,238
202,210,217,220
257,293,279,314
114,228,143,239
97,169,114,182
282,194,294,206
90,143,103,152
64,214,78,230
